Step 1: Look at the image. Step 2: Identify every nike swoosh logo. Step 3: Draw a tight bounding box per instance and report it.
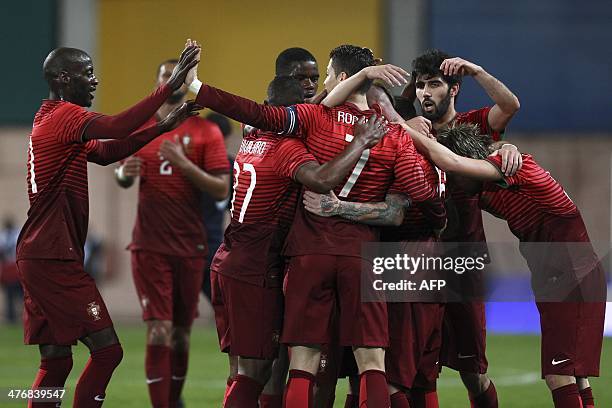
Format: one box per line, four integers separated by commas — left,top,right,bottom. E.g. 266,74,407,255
146,377,164,384
552,358,570,365
172,376,186,381
94,395,105,401
457,353,476,359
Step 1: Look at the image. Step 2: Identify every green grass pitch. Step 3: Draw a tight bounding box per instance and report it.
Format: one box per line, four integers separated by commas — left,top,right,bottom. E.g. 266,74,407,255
1,324,610,407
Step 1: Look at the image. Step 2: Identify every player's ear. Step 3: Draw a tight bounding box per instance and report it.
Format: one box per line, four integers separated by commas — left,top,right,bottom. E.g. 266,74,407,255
450,83,460,98
339,72,348,82
58,70,71,84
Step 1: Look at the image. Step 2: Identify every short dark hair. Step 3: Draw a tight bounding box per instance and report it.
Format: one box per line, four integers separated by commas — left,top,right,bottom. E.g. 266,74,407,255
412,49,462,90
157,59,178,76
275,48,316,76
437,123,492,160
205,113,232,138
329,45,375,94
267,76,304,107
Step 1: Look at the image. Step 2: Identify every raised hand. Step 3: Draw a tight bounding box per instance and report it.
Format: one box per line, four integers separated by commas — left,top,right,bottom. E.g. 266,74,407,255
184,38,201,86
353,114,388,149
303,190,341,217
440,57,483,77
158,100,202,133
166,44,201,90
362,64,410,87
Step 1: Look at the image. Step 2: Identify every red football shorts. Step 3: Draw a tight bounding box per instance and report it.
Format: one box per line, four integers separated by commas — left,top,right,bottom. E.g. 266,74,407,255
282,254,388,348
440,301,488,373
131,251,205,327
17,259,113,345
210,270,283,359
537,301,605,377
386,302,445,389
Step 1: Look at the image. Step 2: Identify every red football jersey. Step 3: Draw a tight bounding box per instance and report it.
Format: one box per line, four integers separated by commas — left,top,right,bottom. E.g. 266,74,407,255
382,155,447,242
284,103,434,257
482,154,578,241
438,107,501,243
194,85,435,256
128,116,230,257
17,100,100,262
212,131,317,285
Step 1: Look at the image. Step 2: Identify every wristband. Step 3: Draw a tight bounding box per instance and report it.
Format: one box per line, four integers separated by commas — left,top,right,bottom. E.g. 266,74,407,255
501,143,517,150
189,79,203,94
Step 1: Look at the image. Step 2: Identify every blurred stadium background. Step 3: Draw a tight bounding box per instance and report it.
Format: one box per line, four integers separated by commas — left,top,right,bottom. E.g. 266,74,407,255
0,0,611,406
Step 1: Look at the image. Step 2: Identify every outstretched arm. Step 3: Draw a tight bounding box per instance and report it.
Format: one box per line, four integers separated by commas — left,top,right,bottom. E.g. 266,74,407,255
321,64,409,108
83,45,200,141
87,101,200,166
294,115,387,193
303,190,409,226
440,57,520,132
404,124,502,181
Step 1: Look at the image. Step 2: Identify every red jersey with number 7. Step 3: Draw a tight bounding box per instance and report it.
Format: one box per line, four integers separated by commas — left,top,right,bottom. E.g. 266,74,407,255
195,85,435,257
128,115,230,257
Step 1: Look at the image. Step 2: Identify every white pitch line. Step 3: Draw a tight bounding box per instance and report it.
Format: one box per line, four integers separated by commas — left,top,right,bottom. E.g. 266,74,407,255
438,371,540,387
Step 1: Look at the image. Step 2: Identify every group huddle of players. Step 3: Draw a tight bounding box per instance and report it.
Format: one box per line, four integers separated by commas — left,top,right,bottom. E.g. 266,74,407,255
17,37,605,408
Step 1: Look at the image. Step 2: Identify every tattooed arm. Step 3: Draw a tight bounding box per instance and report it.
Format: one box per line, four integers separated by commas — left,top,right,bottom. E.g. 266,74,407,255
302,190,410,226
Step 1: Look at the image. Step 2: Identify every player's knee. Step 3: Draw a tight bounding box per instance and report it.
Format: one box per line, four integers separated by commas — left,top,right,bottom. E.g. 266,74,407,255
545,374,575,391
576,376,590,390
172,327,191,353
147,320,172,345
39,344,72,359
353,347,385,372
459,372,489,394
91,343,124,370
289,345,321,375
239,357,273,384
80,326,120,352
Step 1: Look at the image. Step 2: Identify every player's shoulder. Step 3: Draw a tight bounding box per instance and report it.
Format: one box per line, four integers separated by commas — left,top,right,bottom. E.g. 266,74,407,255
456,107,492,124
295,102,330,118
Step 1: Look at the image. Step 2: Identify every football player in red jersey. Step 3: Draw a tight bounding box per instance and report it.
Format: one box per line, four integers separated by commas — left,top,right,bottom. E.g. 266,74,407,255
214,75,387,408
409,49,521,408
186,39,438,408
113,58,230,408
305,67,446,408
411,123,606,408
16,45,199,407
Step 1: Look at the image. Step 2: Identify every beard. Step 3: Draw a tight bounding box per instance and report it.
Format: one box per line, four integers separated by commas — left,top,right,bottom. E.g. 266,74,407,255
167,89,187,104
422,90,451,122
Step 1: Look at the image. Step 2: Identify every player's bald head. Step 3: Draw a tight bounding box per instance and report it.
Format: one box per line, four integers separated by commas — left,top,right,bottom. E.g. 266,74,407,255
43,47,91,84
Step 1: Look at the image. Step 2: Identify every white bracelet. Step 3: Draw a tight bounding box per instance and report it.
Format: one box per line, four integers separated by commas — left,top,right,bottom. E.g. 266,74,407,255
501,143,517,150
189,79,203,94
